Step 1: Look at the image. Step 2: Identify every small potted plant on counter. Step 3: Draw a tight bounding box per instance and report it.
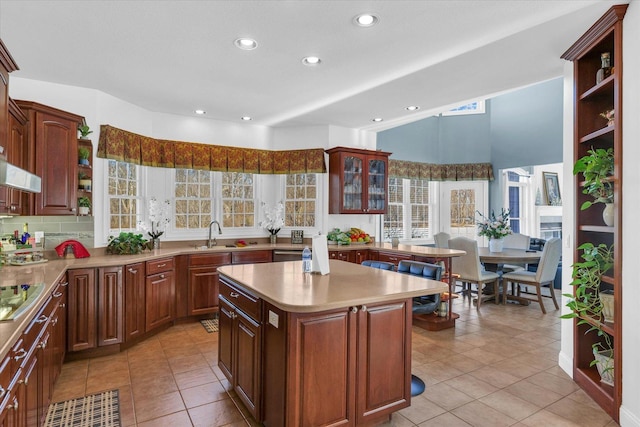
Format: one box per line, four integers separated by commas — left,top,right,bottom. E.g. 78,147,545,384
106,232,149,255
77,196,91,215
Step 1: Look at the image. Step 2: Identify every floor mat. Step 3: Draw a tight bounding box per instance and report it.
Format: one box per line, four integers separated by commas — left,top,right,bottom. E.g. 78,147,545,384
200,318,219,333
44,389,120,427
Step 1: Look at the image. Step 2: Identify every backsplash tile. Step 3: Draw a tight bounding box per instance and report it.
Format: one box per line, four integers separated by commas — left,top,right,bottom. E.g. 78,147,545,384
0,216,95,250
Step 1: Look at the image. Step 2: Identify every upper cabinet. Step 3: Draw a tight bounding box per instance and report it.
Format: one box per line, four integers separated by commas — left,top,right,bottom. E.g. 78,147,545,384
0,39,19,162
326,147,391,214
16,101,84,216
561,4,626,423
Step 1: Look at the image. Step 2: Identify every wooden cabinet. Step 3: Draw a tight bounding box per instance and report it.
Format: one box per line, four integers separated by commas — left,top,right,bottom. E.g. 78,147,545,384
218,277,262,420
124,262,146,342
373,250,413,267
326,146,391,214
561,5,626,422
0,39,18,164
262,299,411,426
188,253,231,316
231,250,272,265
328,250,354,263
67,267,123,352
145,258,175,331
15,101,83,216
0,99,27,216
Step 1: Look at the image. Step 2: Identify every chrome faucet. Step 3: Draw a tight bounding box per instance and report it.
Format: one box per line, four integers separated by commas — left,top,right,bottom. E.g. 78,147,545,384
207,220,222,248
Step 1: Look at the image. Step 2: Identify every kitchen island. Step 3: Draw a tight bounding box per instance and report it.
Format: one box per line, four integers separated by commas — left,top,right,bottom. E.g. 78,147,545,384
217,259,447,426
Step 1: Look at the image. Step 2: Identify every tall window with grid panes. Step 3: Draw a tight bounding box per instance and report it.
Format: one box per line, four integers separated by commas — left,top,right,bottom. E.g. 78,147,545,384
221,172,255,228
383,178,432,241
107,160,140,232
174,169,212,230
284,174,317,227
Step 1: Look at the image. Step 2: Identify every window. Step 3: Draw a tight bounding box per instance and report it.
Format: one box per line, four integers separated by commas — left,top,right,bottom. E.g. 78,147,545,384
107,160,140,232
174,169,212,229
383,178,433,240
409,179,429,238
502,169,532,235
441,100,485,116
221,172,255,228
383,177,403,238
284,174,317,227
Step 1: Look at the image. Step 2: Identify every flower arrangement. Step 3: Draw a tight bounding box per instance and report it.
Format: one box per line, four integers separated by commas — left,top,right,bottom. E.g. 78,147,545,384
259,201,284,235
476,208,512,240
138,197,171,240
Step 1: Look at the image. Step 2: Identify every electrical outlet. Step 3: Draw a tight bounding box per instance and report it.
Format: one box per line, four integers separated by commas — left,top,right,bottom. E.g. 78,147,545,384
268,310,279,328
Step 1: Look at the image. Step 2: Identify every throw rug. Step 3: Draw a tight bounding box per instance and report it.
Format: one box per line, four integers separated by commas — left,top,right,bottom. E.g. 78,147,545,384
44,389,120,427
200,318,219,333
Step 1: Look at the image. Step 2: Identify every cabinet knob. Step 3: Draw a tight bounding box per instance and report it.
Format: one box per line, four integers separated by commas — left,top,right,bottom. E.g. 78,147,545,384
230,292,239,298
60,303,66,308
361,305,367,312
14,348,27,361
351,306,358,314
160,274,165,279
128,268,138,273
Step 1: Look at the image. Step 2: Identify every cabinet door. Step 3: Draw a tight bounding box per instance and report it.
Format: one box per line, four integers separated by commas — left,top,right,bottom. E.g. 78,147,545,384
288,308,356,426
98,267,123,347
354,250,369,264
124,263,146,341
365,155,388,214
356,301,411,424
218,298,234,382
188,266,219,315
33,111,78,215
0,107,27,216
67,269,97,352
145,270,175,331
234,310,261,420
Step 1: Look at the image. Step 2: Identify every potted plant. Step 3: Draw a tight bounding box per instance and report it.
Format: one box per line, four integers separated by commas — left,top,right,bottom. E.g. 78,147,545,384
77,196,91,215
573,147,614,225
106,232,149,255
78,172,92,191
78,124,93,139
78,146,91,166
562,242,614,385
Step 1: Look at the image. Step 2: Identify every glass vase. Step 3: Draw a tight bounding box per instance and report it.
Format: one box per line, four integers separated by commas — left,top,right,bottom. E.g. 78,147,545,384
270,234,277,244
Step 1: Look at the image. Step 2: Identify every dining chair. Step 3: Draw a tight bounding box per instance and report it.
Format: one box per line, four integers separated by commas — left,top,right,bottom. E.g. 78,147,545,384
501,233,531,273
448,237,500,307
434,232,450,248
501,237,561,313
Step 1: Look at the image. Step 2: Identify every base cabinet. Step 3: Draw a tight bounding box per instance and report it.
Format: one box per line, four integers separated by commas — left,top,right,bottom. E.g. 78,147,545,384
188,253,231,316
145,258,175,331
124,263,146,342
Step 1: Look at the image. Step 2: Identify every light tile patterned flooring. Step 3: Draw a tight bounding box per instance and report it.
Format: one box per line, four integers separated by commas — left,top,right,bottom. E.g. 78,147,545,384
51,291,619,426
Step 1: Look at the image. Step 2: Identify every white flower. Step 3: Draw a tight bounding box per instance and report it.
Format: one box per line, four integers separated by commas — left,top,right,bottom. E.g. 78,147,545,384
259,201,284,235
138,198,171,238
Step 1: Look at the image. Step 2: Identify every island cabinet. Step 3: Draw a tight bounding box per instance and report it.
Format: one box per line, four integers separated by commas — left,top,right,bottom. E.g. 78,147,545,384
263,299,411,427
188,253,231,316
145,257,175,331
326,146,391,214
67,267,123,353
15,100,83,216
218,277,262,420
124,262,146,342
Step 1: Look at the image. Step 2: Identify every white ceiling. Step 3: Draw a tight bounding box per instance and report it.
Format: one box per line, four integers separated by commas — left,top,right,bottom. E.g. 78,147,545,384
0,0,616,133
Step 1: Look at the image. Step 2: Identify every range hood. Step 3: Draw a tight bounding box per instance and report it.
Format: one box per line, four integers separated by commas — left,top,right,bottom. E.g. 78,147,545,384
0,158,41,193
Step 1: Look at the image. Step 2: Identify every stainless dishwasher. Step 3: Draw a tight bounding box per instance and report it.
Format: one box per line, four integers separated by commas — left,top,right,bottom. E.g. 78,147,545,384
272,249,305,262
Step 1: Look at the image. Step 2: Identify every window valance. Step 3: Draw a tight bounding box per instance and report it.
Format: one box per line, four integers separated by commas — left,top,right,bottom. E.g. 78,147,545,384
389,159,494,181
96,124,327,174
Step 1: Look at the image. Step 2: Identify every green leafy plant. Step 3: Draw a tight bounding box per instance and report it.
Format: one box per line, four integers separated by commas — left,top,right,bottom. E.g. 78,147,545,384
78,146,91,160
77,196,91,208
561,242,614,374
106,232,149,255
573,147,614,210
78,124,93,139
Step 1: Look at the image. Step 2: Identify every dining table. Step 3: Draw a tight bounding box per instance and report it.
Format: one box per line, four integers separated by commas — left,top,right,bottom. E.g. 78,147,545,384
478,247,543,305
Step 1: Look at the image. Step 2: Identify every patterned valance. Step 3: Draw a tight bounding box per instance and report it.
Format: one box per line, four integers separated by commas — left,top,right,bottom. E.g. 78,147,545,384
389,159,494,181
97,125,327,174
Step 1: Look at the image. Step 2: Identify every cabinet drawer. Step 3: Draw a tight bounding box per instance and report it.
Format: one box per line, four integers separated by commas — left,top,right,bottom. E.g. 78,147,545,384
189,252,232,267
146,257,174,275
0,354,10,401
376,251,413,265
220,279,260,321
232,250,272,265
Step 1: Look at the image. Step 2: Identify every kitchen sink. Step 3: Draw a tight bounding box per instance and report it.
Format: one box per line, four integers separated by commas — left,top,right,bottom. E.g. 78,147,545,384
0,283,45,321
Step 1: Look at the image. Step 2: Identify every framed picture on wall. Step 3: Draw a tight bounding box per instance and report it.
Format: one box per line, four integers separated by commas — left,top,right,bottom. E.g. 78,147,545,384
543,171,561,206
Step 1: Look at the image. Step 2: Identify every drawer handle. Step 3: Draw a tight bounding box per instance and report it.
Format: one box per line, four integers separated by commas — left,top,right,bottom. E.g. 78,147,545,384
229,292,240,298
35,314,48,324
0,386,5,399
128,268,138,273
53,292,63,298
14,348,27,361
157,263,167,268
60,282,69,287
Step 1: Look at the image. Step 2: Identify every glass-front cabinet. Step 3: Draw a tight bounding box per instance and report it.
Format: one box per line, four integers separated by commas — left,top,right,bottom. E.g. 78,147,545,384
326,147,391,214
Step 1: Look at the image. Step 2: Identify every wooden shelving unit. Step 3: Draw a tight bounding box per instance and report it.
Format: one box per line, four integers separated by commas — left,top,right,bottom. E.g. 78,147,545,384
77,138,93,216
561,4,627,422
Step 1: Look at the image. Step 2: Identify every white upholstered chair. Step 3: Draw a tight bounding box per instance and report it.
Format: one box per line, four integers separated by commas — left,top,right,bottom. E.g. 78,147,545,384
501,237,562,313
448,237,500,307
434,232,450,249
501,233,531,273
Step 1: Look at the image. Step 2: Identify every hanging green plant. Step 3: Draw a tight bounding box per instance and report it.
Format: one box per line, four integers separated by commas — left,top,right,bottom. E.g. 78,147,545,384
573,147,614,210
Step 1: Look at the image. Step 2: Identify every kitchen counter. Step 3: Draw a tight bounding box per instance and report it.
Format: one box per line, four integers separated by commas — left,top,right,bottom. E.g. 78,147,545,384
218,259,447,313
0,241,463,361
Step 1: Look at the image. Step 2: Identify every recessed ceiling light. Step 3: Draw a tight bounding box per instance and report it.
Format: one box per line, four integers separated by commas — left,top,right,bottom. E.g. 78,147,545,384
194,109,206,115
405,106,420,111
234,38,258,50
241,116,252,121
372,118,384,122
302,56,321,66
354,13,379,27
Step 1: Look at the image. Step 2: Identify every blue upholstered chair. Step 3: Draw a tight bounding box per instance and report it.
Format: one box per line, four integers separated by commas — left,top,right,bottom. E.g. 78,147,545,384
360,260,395,270
397,260,443,315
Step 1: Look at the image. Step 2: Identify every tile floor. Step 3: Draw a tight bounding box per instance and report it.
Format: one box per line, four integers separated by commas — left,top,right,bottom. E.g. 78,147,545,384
51,291,620,426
